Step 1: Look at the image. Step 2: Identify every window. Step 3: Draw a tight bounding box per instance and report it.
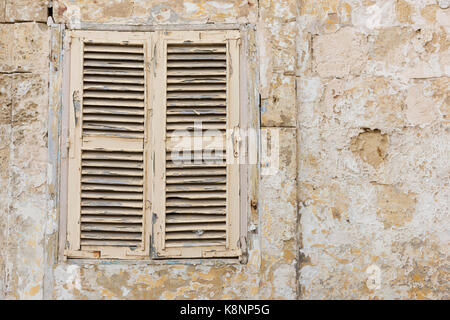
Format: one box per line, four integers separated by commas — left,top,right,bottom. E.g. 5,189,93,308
63,30,242,260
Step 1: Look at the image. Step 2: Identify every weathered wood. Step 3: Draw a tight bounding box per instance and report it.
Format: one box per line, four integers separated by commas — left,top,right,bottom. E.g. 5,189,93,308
82,183,143,192
167,60,226,68
81,167,143,177
81,216,142,224
166,123,226,131
81,191,143,200
82,136,144,150
81,207,143,215
82,159,144,168
166,184,226,192
166,199,225,207
81,223,142,233
84,60,144,69
82,122,144,132
166,167,226,177
84,68,144,76
84,83,145,92
165,207,226,214
165,223,226,232
80,232,142,240
81,199,143,208
83,106,144,116
167,99,226,107
83,98,144,107
167,84,226,91
83,114,144,123
166,214,226,224
165,240,225,248
166,176,226,184
167,68,226,76
168,53,226,60
165,231,226,240
80,239,140,246
84,44,143,53
82,150,143,161
83,91,144,99
81,175,143,185
166,191,226,199
167,45,226,53
167,91,226,100
167,76,226,84
166,107,226,115
83,52,144,61
84,75,145,84
166,114,226,123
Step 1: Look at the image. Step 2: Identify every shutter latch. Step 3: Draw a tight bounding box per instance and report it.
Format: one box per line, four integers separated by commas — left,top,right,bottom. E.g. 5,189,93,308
232,125,241,158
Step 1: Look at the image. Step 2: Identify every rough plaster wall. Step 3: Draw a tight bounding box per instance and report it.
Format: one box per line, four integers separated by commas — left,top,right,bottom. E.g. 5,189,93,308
0,0,448,300
297,0,449,299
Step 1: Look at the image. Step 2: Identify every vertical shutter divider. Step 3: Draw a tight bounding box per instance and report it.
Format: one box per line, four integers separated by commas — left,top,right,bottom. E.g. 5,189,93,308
226,37,241,252
67,34,83,251
152,32,168,257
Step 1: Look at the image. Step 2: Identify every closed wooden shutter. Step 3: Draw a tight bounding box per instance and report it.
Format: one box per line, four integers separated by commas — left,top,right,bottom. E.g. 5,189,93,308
65,32,151,259
152,31,242,258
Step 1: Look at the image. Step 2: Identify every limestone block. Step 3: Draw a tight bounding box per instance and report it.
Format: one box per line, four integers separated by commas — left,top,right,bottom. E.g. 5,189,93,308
313,27,368,78
5,0,48,22
53,0,254,25
0,75,11,300
350,130,389,169
320,77,407,130
3,73,48,299
0,23,49,73
259,128,297,299
368,27,450,79
261,73,296,127
0,0,5,22
375,184,417,229
405,83,439,126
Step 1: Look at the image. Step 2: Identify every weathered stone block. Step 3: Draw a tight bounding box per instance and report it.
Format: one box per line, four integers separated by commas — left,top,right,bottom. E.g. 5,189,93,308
259,128,297,299
0,0,5,22
405,83,439,126
313,27,368,78
2,73,48,299
368,27,450,79
0,23,49,73
53,0,254,25
350,130,389,169
375,184,416,229
5,0,48,22
261,73,296,127
320,77,407,130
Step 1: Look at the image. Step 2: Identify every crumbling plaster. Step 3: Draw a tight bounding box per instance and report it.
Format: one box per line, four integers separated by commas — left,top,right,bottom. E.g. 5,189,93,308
0,0,448,300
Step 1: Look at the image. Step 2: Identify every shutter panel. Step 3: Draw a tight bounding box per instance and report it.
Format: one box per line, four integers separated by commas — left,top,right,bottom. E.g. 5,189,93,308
66,32,151,259
153,31,242,258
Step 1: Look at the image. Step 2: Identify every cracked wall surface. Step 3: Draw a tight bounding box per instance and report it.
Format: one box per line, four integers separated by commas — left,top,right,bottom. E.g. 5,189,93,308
0,0,448,299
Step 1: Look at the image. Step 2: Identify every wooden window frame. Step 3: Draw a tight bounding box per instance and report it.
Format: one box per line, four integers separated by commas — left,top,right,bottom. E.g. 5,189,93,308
58,28,252,263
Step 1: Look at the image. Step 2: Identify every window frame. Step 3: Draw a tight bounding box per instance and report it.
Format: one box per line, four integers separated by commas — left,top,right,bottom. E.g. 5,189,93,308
57,28,253,263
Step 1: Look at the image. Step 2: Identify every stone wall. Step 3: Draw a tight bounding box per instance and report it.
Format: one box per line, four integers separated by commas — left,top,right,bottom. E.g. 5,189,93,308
0,0,448,299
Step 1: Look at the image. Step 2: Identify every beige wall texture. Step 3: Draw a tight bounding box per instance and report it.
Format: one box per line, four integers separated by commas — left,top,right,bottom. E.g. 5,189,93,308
0,0,448,299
